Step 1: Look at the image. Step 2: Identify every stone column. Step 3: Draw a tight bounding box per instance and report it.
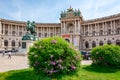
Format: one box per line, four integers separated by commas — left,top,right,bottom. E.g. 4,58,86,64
75,20,76,34
54,27,55,36
50,27,52,37
42,27,44,37
91,25,92,36
102,22,105,35
88,25,90,36
95,23,97,36
16,25,18,36
0,21,2,50
40,27,42,37
7,24,10,35
24,26,26,35
97,23,100,35
47,27,48,37
48,27,50,37
0,20,2,35
61,22,62,33
41,27,42,37
78,20,80,33
35,26,37,35
104,22,107,35
11,25,13,34
94,24,96,36
55,27,56,36
113,20,115,34
64,21,66,33
37,27,39,37
22,26,23,36
96,24,98,33
18,25,19,36
10,24,12,35
3,24,5,35
84,25,85,36
111,21,113,34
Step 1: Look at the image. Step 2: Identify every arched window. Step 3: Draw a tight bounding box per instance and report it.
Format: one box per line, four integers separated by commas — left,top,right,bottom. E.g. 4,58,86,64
116,28,120,34
65,39,70,43
85,41,89,48
67,23,74,33
85,32,88,36
19,32,22,36
12,40,15,47
99,40,103,46
45,33,47,37
116,39,120,46
108,29,111,35
5,30,8,35
92,41,96,48
38,33,41,37
50,33,53,37
107,40,111,45
12,31,16,36
99,30,103,36
4,40,8,46
19,42,21,47
92,31,96,36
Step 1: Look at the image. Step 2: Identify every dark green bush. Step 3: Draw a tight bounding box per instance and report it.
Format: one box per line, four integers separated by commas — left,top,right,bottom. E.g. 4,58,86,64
91,44,120,68
28,36,82,76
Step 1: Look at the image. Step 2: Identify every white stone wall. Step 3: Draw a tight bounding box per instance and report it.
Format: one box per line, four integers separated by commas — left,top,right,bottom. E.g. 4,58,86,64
0,13,120,51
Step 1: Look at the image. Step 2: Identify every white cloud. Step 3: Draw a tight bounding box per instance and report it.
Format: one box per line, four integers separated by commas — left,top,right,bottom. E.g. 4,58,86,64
94,0,118,18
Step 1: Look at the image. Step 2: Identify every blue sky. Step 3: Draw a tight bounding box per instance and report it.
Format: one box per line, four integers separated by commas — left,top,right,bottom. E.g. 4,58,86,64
0,0,120,23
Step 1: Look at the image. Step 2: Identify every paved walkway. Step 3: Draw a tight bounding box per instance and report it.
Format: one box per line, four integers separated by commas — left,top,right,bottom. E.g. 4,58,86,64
0,54,29,72
81,60,92,65
0,54,92,72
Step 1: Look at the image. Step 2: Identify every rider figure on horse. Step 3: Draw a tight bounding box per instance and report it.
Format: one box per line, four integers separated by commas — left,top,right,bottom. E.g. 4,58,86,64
26,21,36,36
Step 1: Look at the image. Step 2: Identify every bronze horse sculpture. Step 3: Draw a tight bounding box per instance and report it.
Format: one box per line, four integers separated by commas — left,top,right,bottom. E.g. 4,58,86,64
26,21,36,36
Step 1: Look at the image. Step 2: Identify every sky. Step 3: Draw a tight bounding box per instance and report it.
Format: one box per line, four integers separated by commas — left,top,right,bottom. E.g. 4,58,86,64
0,0,120,23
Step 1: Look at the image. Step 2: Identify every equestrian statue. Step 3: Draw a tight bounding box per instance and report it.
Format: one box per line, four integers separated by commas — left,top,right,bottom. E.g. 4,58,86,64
26,21,36,36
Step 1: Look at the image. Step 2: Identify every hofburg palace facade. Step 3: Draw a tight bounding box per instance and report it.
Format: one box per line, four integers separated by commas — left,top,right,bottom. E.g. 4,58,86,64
0,7,120,52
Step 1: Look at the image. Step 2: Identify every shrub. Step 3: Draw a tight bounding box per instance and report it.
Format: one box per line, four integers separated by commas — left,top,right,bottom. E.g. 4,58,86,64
28,36,82,76
91,44,120,68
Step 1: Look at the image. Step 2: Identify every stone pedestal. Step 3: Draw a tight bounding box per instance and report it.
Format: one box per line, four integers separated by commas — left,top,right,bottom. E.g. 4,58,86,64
19,40,35,54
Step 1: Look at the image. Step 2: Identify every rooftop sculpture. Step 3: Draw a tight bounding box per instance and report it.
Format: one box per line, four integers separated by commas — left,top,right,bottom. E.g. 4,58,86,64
60,6,82,18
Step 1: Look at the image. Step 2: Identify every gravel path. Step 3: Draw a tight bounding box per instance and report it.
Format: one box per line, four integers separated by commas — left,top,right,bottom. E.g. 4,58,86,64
0,54,92,72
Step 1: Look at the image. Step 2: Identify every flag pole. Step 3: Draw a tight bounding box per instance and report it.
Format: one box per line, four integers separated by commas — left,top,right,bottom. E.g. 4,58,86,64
69,0,71,7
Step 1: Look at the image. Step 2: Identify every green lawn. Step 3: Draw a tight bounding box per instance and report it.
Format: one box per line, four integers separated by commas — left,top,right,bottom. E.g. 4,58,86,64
0,65,120,80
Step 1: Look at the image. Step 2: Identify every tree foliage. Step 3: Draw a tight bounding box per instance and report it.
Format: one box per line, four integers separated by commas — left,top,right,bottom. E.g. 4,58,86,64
28,36,82,76
91,44,120,68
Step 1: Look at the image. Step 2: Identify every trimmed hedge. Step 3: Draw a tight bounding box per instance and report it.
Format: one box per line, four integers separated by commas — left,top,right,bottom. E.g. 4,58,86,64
28,36,82,76
91,44,120,68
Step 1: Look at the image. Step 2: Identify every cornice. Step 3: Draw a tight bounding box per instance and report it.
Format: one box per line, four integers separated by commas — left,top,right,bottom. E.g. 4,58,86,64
83,13,120,24
0,18,60,27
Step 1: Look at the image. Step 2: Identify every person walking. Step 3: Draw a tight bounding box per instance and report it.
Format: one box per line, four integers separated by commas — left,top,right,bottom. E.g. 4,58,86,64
2,50,5,57
8,51,12,59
